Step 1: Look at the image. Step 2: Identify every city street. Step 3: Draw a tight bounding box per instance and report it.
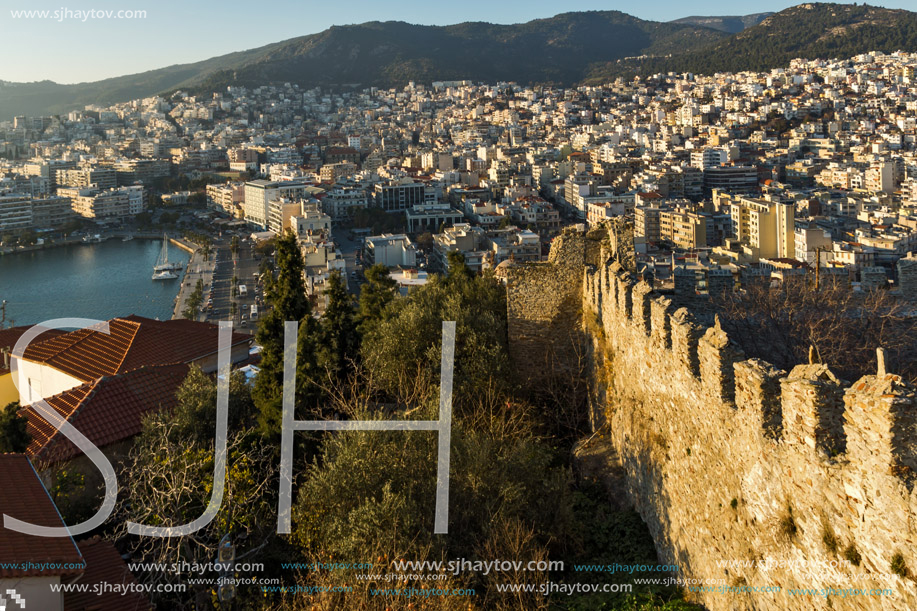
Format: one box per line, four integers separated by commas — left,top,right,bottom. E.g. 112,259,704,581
332,227,365,294
207,235,263,330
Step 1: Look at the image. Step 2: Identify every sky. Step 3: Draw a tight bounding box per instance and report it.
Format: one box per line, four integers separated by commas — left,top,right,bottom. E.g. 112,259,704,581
0,0,914,84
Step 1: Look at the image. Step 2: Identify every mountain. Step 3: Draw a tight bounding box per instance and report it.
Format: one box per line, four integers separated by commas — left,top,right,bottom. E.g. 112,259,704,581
0,11,727,120
5,4,917,121
589,3,917,81
184,13,730,94
670,13,773,34
0,43,291,121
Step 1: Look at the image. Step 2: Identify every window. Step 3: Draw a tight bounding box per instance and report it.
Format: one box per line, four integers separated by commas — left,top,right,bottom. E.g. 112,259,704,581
27,377,42,404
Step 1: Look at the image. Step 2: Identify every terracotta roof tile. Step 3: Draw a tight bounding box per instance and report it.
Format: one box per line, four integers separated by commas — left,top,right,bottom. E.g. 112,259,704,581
17,315,249,383
19,319,138,381
0,454,85,578
22,363,190,465
0,326,67,376
65,538,152,611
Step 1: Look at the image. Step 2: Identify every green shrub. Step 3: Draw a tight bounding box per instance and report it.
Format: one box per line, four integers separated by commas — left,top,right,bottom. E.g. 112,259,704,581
821,521,838,555
890,552,908,578
843,543,862,566
777,505,797,541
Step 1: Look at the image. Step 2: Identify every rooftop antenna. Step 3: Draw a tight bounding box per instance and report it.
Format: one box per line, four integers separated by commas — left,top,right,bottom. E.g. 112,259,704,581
0,300,6,330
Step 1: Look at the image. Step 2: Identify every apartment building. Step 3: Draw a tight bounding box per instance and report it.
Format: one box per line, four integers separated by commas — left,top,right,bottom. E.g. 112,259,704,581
319,161,358,183
722,194,795,259
268,198,311,235
324,146,360,166
635,204,664,243
206,182,245,216
110,159,171,185
794,224,833,264
57,167,117,191
321,184,369,221
0,194,33,232
243,178,311,229
864,161,895,193
405,203,464,233
374,181,430,212
30,196,74,229
487,227,541,263
364,234,418,267
504,197,562,235
691,147,729,170
290,203,332,237
659,208,708,251
60,185,144,220
703,165,758,194
432,223,488,271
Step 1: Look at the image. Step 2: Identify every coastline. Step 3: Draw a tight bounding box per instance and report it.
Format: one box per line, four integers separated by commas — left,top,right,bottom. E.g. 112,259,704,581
2,233,206,323
0,232,178,257
0,237,191,325
170,238,213,321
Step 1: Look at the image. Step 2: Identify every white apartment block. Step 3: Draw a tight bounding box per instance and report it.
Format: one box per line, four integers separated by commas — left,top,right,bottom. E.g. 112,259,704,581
243,179,310,229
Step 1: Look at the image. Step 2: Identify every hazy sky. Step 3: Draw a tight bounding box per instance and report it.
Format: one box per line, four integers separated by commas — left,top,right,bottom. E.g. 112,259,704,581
0,0,913,83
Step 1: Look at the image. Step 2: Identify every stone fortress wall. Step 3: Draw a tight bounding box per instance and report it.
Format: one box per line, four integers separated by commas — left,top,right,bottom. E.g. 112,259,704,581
506,226,917,610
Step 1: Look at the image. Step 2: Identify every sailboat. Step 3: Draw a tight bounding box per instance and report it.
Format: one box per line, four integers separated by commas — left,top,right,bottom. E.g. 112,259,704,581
152,269,178,281
153,234,184,273
152,234,182,280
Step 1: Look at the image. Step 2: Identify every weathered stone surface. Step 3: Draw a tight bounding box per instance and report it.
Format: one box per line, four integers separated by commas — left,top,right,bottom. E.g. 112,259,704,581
861,266,888,290
506,228,585,385
508,229,917,611
897,256,917,300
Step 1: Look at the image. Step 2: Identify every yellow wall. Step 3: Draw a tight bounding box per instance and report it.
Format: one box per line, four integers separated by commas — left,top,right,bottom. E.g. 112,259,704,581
0,372,18,407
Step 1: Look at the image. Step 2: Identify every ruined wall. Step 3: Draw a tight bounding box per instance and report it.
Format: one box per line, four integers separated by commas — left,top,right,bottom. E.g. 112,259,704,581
605,217,635,272
505,228,601,385
582,256,917,611
899,256,917,300
507,230,917,610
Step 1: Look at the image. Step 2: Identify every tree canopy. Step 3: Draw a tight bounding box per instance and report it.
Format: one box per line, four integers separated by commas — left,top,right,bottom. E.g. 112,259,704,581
0,402,29,453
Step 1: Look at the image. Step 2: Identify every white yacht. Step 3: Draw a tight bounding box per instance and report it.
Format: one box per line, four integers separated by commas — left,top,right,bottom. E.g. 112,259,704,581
152,270,179,281
153,234,184,272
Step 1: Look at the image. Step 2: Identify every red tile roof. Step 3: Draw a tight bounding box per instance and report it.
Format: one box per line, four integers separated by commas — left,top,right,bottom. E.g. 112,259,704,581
0,454,84,578
22,363,190,465
17,315,249,383
0,326,67,377
65,538,152,611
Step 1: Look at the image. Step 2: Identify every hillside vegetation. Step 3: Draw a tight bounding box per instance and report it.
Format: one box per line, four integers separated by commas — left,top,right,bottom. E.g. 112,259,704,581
4,4,917,119
589,3,917,81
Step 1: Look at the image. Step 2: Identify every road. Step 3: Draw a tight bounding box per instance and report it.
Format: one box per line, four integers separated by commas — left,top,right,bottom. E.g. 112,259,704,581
207,236,263,331
332,228,365,294
182,229,361,327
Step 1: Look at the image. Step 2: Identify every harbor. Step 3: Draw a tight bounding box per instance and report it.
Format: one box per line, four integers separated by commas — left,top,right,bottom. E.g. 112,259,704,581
0,237,192,327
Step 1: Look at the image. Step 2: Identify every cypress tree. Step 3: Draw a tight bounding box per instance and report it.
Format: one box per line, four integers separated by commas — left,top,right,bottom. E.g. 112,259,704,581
357,263,398,336
253,230,320,435
317,270,359,381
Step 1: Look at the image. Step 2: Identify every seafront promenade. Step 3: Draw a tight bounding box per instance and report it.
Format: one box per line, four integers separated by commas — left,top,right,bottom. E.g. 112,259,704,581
170,238,215,321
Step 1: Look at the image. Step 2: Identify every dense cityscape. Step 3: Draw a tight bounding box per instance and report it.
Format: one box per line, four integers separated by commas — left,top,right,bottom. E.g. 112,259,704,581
5,51,917,300
3,4,917,611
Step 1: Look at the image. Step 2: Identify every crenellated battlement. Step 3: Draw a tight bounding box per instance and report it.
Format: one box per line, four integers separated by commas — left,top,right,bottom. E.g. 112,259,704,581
574,254,917,610
585,261,917,486
508,228,917,609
